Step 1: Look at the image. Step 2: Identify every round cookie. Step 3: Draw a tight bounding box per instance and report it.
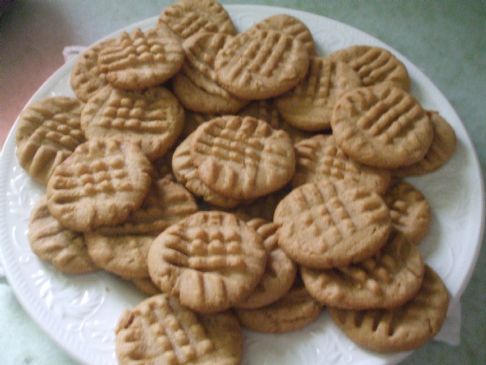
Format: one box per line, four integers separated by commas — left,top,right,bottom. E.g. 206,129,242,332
276,57,361,131
70,39,114,102
302,232,424,309
235,283,322,333
172,133,242,208
329,266,449,353
81,86,184,160
28,196,97,275
238,100,313,143
148,211,267,313
331,84,433,168
394,111,457,176
85,233,154,279
16,97,85,185
116,294,242,365
292,135,390,194
97,178,198,235
98,26,184,90
385,181,431,245
236,218,296,309
274,181,391,269
173,32,248,114
251,14,315,57
158,0,236,40
329,45,411,91
47,139,152,232
214,28,310,99
191,116,296,200
132,277,160,296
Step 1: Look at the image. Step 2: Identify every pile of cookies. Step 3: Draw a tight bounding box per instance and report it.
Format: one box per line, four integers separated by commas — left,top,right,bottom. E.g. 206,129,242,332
16,0,459,363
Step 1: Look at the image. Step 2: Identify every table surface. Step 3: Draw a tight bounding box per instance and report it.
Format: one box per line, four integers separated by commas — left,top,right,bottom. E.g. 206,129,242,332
1,1,485,364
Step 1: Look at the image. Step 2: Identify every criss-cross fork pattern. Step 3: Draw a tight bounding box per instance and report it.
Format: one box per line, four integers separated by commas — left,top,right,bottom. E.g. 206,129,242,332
23,103,84,151
217,30,295,86
161,0,234,39
349,47,403,86
119,295,214,364
288,183,359,243
93,90,174,133
99,28,182,72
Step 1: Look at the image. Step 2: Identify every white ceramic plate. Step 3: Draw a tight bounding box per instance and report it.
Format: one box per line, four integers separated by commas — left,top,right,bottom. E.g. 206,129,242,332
0,5,483,365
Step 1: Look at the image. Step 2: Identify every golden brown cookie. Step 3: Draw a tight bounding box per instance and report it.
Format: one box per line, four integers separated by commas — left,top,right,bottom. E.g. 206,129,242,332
158,0,236,40
302,232,424,309
28,196,97,274
276,57,361,131
236,218,296,309
152,149,175,180
394,111,457,176
238,100,313,142
148,211,266,313
191,116,296,200
292,135,390,194
172,133,242,208
81,86,184,160
215,28,310,99
47,139,152,232
329,45,411,90
274,181,391,269
385,181,431,245
85,233,154,279
97,178,198,235
70,39,114,102
98,26,184,90
329,266,449,353
116,294,242,365
251,14,315,57
332,84,433,168
235,283,322,333
132,277,160,296
173,32,248,114
16,97,85,185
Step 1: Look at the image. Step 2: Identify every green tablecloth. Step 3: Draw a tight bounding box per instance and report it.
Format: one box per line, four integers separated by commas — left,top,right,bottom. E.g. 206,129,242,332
0,1,484,364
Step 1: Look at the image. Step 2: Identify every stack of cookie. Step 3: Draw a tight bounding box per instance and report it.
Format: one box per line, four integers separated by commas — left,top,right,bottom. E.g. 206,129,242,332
16,0,459,363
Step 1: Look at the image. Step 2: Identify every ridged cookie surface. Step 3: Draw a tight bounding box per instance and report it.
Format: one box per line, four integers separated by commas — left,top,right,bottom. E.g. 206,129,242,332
47,139,152,232
332,85,433,168
148,212,267,312
16,97,85,185
173,32,247,114
158,0,236,39
276,58,361,131
329,266,449,353
302,232,424,309
385,181,431,245
191,116,295,200
292,135,390,194
251,14,315,57
236,218,296,309
215,28,310,99
29,196,97,274
98,26,184,90
329,45,410,90
70,39,113,102
274,181,391,269
116,294,242,365
82,86,184,160
394,111,457,176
